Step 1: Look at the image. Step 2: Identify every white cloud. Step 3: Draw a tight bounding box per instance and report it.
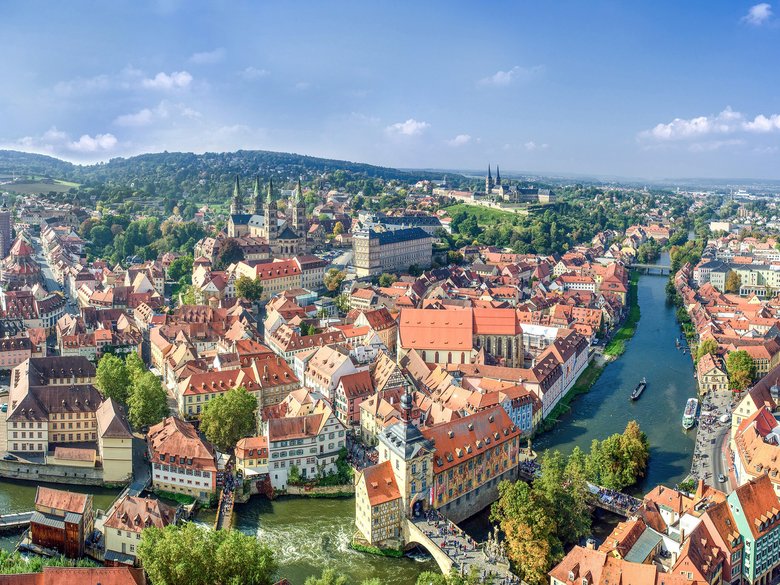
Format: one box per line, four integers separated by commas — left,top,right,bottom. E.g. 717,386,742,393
114,101,200,127
239,66,270,80
386,118,430,136
478,65,543,87
688,139,745,152
524,141,549,151
141,71,192,90
69,133,118,152
189,48,226,64
641,107,780,141
447,134,471,147
9,126,119,157
743,3,773,25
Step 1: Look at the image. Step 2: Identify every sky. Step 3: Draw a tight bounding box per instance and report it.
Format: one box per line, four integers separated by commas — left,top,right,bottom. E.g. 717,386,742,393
2,1,780,180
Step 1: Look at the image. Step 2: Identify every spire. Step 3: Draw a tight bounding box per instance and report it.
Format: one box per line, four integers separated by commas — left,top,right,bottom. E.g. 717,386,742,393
295,178,303,202
496,165,501,185
233,175,240,199
253,175,260,199
487,164,492,180
266,178,274,204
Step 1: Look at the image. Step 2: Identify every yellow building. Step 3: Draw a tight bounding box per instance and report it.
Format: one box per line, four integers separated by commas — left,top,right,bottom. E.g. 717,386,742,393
103,495,176,566
235,436,268,477
354,460,402,547
696,353,729,395
96,398,134,484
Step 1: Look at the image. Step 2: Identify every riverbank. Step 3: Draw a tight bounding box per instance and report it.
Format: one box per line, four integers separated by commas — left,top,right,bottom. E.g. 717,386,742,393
537,361,605,434
604,271,640,358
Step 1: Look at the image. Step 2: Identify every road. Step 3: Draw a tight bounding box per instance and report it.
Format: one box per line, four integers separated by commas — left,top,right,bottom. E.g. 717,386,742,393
711,425,733,493
691,391,734,492
30,236,78,316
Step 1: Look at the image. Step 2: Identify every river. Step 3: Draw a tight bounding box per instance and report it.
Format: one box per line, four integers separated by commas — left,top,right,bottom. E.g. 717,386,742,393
535,252,697,494
0,255,695,582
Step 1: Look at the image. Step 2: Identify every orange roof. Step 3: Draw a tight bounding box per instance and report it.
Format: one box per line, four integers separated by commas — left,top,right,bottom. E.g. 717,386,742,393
0,566,146,585
35,486,89,515
360,460,401,506
399,307,473,350
104,495,176,533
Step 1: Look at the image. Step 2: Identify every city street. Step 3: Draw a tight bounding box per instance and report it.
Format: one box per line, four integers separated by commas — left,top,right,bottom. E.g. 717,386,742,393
690,391,734,492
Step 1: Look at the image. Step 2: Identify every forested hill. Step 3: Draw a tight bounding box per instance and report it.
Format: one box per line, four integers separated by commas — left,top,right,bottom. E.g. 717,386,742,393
0,149,455,199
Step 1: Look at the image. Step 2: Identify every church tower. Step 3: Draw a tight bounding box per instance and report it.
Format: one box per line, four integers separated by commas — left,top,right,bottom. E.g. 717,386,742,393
264,178,279,244
292,178,306,237
496,165,501,187
249,176,262,215
230,175,242,215
485,165,494,194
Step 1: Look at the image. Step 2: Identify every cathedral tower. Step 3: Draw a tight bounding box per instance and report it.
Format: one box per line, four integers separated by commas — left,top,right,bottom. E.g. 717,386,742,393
495,165,501,187
292,178,306,237
250,176,262,215
230,175,242,215
264,178,279,244
485,165,494,194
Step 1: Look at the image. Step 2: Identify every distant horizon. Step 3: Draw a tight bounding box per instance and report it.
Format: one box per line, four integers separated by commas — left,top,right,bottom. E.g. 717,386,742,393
4,147,780,188
1,2,779,180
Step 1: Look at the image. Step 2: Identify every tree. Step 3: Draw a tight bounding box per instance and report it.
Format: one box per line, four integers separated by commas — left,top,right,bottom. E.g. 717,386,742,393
137,522,277,585
408,264,423,277
215,238,245,270
323,268,346,292
378,273,397,287
127,371,169,428
585,420,650,490
95,354,131,404
724,270,742,294
534,450,590,547
168,255,194,283
200,386,258,451
235,275,264,302
332,221,345,236
726,350,756,390
125,352,146,386
178,284,197,306
416,572,448,585
696,338,718,360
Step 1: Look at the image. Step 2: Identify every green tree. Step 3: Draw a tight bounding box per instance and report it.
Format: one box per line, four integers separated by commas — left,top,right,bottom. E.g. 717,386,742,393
168,255,194,283
200,386,258,451
125,352,146,386
696,338,719,360
416,572,448,585
235,275,264,302
378,273,397,287
178,284,197,306
127,371,169,428
304,568,348,585
95,354,131,404
215,238,245,270
324,268,346,292
137,522,277,585
724,270,742,294
332,221,345,236
585,420,650,490
726,350,756,390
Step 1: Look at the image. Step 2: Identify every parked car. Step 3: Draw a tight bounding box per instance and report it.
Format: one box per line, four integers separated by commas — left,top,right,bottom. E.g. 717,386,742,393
718,474,726,483
0,403,7,412
3,454,18,461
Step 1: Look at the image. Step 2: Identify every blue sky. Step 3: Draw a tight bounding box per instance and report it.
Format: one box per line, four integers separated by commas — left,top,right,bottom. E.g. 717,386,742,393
1,1,780,179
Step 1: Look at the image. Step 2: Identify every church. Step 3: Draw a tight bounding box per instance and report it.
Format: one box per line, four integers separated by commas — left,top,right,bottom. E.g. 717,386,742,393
484,165,554,204
227,175,311,256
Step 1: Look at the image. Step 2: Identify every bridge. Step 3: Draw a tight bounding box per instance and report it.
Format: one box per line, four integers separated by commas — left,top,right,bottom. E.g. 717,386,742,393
0,512,33,532
628,263,670,275
405,516,516,582
517,467,641,518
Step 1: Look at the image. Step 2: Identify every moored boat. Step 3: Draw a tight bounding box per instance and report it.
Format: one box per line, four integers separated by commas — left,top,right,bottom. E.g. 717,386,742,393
682,398,698,429
630,377,647,400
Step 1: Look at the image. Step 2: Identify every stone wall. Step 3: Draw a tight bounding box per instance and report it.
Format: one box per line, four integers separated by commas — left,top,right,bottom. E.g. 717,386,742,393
438,466,520,524
285,484,354,497
0,460,105,486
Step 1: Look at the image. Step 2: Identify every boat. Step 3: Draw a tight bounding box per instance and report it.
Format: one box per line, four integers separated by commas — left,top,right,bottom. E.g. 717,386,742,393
630,377,647,400
675,338,681,349
682,398,699,429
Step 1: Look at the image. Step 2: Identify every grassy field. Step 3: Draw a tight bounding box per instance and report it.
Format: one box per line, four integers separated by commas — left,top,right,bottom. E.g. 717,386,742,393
0,177,79,194
444,203,521,225
604,271,640,357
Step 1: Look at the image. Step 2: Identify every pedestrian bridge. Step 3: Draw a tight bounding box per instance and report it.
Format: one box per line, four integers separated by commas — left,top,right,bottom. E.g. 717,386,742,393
405,517,516,582
628,263,670,275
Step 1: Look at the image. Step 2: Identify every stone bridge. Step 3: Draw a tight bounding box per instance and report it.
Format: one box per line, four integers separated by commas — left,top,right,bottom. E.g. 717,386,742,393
628,263,670,275
405,518,516,582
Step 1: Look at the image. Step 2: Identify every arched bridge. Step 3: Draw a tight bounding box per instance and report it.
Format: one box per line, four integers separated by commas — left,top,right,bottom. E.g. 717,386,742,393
405,516,516,582
628,263,670,275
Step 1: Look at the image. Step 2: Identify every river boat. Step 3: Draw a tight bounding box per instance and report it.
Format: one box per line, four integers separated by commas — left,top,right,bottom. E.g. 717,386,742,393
676,338,681,349
682,398,698,430
630,377,647,400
